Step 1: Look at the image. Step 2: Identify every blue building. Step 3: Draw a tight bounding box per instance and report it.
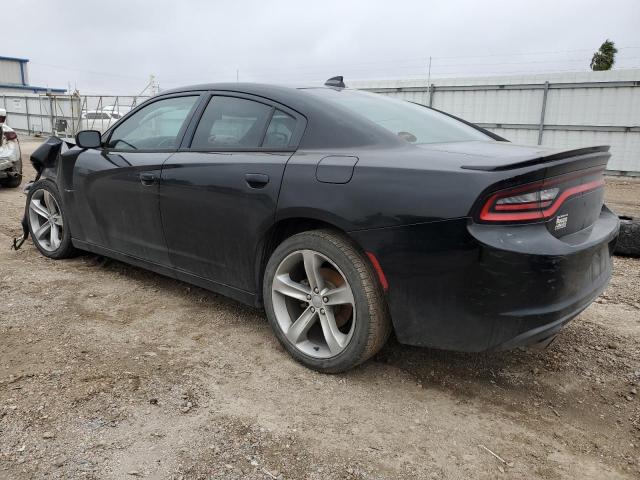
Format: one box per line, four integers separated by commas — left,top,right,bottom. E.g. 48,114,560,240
0,55,66,94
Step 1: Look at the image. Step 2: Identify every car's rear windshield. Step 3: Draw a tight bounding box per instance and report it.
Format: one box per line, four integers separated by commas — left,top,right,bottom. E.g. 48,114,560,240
305,88,491,144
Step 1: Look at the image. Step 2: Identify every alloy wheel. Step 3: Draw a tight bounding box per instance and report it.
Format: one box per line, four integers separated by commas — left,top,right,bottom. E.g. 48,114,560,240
271,249,356,359
28,189,64,252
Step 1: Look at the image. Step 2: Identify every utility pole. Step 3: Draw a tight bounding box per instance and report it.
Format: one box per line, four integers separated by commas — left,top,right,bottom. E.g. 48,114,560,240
236,69,239,82
427,56,432,87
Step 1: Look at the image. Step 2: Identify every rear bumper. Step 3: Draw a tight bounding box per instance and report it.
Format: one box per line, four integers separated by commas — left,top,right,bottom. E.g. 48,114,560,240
349,207,619,352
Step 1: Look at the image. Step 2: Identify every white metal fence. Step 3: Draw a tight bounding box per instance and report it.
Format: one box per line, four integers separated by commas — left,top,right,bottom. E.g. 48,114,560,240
351,69,640,174
1,93,150,137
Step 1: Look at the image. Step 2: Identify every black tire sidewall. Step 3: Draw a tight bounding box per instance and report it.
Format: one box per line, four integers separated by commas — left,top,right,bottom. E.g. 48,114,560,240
26,179,74,259
616,218,640,257
263,230,381,373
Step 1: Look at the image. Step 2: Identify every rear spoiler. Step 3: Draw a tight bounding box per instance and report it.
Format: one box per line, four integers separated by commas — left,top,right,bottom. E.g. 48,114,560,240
461,145,611,171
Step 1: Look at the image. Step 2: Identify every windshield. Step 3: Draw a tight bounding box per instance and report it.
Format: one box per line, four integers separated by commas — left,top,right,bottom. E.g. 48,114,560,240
306,88,491,144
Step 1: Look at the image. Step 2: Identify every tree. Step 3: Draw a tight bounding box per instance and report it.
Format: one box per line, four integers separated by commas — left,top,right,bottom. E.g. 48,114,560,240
590,39,618,71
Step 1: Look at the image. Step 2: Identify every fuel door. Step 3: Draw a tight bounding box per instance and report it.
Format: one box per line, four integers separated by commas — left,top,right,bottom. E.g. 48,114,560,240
315,155,359,184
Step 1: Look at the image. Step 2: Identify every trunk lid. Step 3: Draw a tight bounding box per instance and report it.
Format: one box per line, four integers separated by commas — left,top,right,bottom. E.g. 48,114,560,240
418,140,610,172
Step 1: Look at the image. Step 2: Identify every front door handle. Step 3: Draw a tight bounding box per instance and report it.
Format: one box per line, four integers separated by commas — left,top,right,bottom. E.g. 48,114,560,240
139,171,157,186
245,173,269,189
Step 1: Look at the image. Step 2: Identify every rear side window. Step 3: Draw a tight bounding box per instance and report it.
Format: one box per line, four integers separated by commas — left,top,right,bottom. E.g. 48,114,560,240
263,110,296,147
191,96,273,149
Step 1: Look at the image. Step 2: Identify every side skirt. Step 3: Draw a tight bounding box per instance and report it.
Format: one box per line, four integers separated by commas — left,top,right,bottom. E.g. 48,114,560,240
72,239,257,307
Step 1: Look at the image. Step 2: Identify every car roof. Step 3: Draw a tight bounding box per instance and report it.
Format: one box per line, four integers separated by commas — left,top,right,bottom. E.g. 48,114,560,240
158,83,336,110
153,83,400,149
159,82,328,94
148,83,407,149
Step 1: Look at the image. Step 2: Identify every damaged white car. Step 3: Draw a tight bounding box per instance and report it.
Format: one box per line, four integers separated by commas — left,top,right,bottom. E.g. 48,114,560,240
0,108,22,188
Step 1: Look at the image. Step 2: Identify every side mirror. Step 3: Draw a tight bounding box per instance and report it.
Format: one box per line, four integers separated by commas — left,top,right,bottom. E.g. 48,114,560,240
75,130,102,149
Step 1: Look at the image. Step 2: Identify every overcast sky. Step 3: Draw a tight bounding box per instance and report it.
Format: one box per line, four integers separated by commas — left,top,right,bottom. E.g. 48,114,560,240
4,0,640,94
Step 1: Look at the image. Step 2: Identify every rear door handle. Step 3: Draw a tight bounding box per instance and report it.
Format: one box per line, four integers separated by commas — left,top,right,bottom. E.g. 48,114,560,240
139,171,157,186
245,173,269,188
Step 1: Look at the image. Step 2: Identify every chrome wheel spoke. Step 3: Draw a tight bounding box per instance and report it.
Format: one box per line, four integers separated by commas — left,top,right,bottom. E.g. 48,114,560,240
286,307,318,344
51,214,63,226
50,223,61,248
319,308,349,355
324,285,355,307
30,200,49,219
43,190,56,214
273,274,311,301
34,220,51,239
302,250,325,293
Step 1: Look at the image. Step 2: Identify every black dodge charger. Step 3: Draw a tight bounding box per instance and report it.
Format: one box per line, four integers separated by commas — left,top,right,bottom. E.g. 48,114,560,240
24,77,619,372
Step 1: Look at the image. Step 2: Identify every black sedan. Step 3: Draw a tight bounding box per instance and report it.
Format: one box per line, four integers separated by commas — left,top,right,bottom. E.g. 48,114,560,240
24,77,619,372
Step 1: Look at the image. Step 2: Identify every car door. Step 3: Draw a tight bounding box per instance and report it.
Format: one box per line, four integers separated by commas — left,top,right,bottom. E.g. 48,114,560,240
160,93,305,294
71,94,201,265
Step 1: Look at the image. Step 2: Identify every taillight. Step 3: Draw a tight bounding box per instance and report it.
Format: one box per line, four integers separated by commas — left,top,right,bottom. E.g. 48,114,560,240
4,131,18,141
478,171,604,223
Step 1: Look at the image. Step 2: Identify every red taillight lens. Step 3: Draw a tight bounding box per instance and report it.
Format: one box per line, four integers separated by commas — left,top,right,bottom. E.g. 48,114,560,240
4,131,18,141
479,172,604,223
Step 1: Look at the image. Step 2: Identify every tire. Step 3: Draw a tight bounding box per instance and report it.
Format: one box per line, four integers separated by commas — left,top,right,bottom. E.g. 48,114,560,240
0,159,22,188
615,216,640,257
26,179,76,259
263,229,391,373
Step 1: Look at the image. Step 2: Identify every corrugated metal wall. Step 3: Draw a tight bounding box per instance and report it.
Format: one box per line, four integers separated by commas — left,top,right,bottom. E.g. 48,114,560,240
351,69,640,174
0,59,23,85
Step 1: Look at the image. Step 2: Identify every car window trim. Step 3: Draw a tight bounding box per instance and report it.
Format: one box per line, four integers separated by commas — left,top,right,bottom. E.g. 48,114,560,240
180,90,306,153
257,106,277,147
101,92,205,153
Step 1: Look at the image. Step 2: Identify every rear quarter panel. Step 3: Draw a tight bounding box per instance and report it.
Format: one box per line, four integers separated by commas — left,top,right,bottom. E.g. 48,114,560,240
276,145,536,231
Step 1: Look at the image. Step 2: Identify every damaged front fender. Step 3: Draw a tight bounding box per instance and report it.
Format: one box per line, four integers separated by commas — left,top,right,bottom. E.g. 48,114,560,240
29,136,75,178
12,136,75,250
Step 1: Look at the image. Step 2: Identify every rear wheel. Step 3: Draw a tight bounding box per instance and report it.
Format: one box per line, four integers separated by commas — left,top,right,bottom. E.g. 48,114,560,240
26,179,76,259
616,215,640,257
263,229,391,373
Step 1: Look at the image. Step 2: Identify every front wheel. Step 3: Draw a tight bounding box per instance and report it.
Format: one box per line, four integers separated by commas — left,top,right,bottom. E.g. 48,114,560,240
26,179,76,259
263,229,391,373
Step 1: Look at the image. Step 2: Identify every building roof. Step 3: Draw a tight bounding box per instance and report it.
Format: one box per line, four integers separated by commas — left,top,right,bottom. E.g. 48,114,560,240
0,55,29,63
0,55,66,93
0,83,66,93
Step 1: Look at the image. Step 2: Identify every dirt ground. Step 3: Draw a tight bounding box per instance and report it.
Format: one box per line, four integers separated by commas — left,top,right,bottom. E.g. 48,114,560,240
0,138,639,479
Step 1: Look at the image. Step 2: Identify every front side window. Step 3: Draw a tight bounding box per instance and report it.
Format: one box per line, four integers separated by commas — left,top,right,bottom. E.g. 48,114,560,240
107,96,198,150
191,96,273,149
305,88,491,144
